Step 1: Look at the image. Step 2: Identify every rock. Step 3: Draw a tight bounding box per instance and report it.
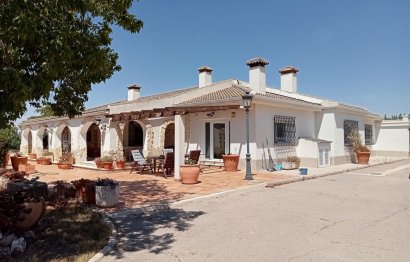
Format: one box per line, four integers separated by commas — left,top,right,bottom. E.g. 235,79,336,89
23,230,35,239
0,233,17,247
0,247,11,257
10,237,26,254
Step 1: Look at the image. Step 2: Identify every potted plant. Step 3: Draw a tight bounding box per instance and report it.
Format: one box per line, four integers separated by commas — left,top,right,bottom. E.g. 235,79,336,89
72,179,96,204
282,156,300,170
115,155,125,169
28,152,37,160
100,156,113,170
180,159,200,184
94,157,103,168
222,153,240,172
57,153,74,169
95,178,120,207
37,151,52,165
10,152,28,171
347,131,371,164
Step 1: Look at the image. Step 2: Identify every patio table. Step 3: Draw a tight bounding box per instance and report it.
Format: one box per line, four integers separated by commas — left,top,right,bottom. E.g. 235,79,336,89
146,155,164,173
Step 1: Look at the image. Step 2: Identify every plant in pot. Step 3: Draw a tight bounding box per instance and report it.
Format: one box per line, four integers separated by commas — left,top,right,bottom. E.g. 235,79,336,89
222,153,240,172
10,152,28,171
180,159,200,184
100,156,113,169
94,157,103,168
72,179,96,204
115,155,125,169
282,156,300,170
37,151,53,165
57,153,74,169
347,131,371,164
28,152,37,160
95,178,120,207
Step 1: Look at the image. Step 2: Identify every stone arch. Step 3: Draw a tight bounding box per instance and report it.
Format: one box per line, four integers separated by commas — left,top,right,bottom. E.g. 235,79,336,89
22,127,32,154
123,120,146,161
55,122,71,155
85,123,101,160
159,120,175,151
37,126,49,151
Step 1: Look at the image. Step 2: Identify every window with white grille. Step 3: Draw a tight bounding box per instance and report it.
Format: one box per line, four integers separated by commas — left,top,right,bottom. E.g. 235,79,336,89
318,147,330,167
274,115,296,145
365,125,373,145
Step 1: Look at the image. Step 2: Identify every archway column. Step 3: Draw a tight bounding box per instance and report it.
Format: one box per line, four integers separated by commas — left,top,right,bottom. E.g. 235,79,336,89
174,115,185,181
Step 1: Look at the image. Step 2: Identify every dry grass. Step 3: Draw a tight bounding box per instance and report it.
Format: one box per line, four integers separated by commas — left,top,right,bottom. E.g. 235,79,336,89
10,203,110,262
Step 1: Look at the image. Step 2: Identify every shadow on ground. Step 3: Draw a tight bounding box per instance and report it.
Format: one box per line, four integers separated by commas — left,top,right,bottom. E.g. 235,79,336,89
108,206,205,259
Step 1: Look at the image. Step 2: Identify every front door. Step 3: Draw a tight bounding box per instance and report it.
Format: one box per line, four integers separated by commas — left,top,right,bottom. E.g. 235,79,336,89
205,122,228,160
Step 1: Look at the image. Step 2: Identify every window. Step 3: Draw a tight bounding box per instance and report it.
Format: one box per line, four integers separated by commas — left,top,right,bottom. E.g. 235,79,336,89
344,120,358,145
128,121,143,147
274,115,296,145
365,125,373,145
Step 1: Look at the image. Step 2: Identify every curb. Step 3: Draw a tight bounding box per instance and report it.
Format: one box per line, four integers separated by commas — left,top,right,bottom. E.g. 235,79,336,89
266,158,407,188
88,212,118,262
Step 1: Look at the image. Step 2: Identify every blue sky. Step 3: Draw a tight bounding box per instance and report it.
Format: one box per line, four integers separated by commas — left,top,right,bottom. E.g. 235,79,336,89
18,0,410,123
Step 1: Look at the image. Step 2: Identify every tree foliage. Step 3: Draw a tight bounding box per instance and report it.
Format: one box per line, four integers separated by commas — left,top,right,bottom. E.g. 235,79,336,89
0,0,143,126
0,126,20,150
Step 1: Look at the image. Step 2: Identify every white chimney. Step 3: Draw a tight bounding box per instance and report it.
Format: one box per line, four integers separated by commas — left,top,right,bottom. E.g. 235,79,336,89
246,57,269,94
279,66,299,93
127,84,141,101
198,66,213,88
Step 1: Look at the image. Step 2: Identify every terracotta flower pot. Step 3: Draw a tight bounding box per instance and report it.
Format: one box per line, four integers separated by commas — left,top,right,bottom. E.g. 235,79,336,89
222,154,240,172
180,164,200,184
28,153,37,160
80,184,96,204
10,156,28,171
356,151,371,165
116,160,125,169
38,157,52,165
102,161,113,170
1,152,10,168
58,163,72,170
15,198,46,231
95,160,103,168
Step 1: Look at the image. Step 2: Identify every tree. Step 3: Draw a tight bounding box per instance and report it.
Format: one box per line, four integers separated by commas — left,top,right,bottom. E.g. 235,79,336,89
0,126,20,150
0,0,143,127
35,105,54,117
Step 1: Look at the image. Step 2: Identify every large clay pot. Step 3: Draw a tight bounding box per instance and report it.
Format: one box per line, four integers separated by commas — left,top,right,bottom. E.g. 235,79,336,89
80,184,96,204
116,160,125,169
38,157,52,165
15,198,46,231
356,151,371,165
58,163,72,170
96,185,120,207
102,161,113,170
180,164,200,184
10,156,28,171
222,154,240,172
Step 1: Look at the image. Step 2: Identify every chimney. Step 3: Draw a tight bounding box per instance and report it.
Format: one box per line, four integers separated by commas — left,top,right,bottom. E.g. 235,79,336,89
127,84,141,101
198,66,213,88
246,57,269,94
279,66,299,93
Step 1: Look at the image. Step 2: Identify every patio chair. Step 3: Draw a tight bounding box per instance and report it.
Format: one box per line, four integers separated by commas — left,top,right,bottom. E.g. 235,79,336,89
156,152,174,178
130,149,153,175
163,148,174,157
185,150,201,164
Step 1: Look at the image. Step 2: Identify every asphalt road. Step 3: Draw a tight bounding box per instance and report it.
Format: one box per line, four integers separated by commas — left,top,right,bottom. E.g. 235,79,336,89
102,160,410,262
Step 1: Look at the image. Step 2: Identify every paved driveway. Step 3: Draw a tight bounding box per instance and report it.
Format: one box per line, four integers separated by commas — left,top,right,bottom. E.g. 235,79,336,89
102,160,410,262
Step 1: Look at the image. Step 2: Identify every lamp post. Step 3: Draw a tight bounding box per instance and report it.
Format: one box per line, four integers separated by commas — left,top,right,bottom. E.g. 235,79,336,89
242,91,253,180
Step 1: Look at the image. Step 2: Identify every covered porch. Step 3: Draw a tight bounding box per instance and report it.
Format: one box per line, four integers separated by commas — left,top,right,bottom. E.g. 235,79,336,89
108,104,242,180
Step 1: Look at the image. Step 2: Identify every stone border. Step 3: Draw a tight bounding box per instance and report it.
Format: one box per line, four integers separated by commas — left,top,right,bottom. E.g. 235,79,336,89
88,212,117,262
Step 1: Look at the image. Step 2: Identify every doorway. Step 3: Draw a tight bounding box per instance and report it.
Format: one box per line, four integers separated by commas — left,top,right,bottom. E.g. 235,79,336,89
205,122,229,160
86,123,101,160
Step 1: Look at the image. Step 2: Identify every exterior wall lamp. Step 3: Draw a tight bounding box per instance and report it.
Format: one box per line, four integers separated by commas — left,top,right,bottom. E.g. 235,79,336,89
95,116,107,131
242,91,254,180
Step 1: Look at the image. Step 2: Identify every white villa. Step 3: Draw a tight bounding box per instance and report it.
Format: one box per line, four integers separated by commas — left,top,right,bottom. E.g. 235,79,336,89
20,57,402,179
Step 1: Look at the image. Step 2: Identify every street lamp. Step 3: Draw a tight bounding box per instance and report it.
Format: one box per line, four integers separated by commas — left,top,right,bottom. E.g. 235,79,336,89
242,91,253,180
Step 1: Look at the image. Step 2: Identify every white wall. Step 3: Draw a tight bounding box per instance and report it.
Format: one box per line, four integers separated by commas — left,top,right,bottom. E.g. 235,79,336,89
373,119,410,156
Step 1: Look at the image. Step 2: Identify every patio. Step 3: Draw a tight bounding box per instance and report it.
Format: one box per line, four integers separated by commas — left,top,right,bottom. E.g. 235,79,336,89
27,161,290,212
